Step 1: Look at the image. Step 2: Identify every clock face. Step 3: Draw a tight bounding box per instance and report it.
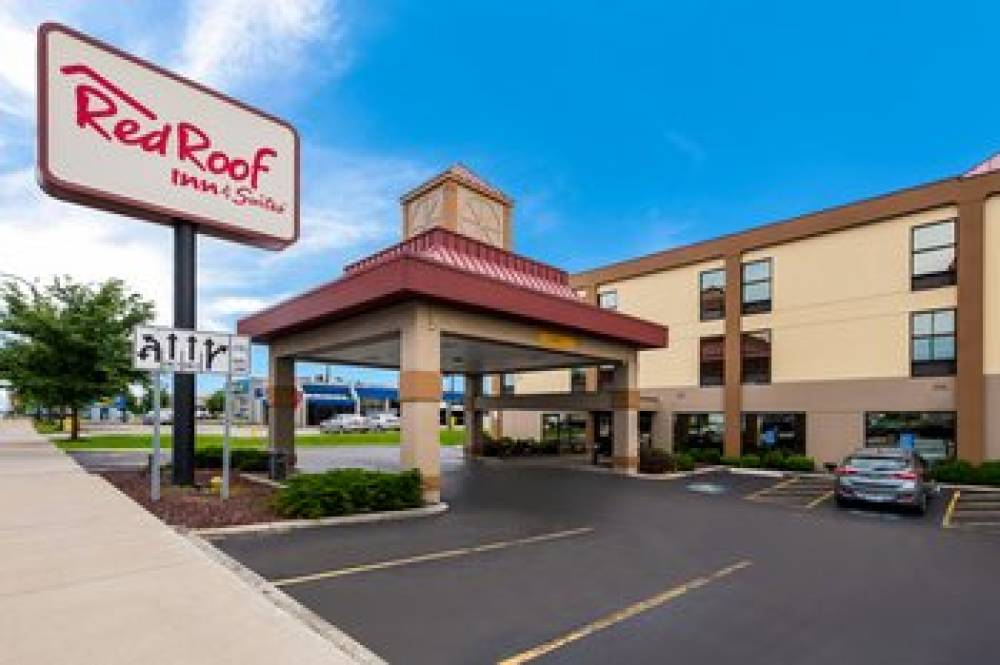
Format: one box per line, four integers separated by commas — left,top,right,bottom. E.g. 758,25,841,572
457,188,504,246
408,187,443,236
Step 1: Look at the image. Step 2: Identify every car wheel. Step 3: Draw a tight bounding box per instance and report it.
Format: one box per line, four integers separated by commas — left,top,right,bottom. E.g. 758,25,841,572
835,495,850,509
913,493,928,516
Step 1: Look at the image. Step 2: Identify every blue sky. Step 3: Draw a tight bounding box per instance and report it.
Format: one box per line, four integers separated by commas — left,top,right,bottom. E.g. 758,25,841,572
2,0,999,392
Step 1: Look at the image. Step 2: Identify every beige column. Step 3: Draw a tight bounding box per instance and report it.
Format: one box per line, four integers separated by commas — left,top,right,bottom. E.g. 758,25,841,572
268,354,296,478
611,353,640,471
463,373,483,455
723,252,743,458
399,304,442,503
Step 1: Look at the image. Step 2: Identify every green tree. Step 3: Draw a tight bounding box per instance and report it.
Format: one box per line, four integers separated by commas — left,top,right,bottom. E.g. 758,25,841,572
205,389,226,416
0,277,154,439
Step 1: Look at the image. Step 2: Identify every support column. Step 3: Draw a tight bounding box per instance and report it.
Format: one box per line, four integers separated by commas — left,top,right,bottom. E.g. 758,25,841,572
611,353,640,471
957,198,986,464
723,252,743,458
464,373,483,456
268,354,296,479
400,305,442,503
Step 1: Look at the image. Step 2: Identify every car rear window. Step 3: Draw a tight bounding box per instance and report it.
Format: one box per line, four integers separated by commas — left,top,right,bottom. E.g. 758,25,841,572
847,456,908,471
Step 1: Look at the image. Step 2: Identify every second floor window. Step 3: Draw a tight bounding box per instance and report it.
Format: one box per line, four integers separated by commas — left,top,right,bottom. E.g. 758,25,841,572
912,309,956,377
741,330,772,384
699,268,725,321
598,290,618,310
741,259,772,314
700,336,725,386
570,368,587,393
501,373,516,394
912,220,956,290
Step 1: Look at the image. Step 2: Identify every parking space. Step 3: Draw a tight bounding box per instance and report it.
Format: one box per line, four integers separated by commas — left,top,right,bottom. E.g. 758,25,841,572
214,461,1000,664
744,475,833,509
944,489,1000,534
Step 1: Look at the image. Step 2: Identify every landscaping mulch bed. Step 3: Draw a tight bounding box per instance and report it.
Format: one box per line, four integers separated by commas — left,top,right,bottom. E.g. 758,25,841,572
100,468,280,528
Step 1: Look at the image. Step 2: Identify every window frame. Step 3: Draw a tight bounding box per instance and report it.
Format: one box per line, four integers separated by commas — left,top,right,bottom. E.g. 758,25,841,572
740,329,772,385
698,268,726,321
699,335,725,387
910,308,957,377
741,258,772,315
597,290,618,310
910,219,957,291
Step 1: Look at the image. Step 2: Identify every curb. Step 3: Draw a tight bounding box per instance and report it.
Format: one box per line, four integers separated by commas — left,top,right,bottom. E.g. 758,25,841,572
728,467,785,478
181,530,387,665
192,502,449,537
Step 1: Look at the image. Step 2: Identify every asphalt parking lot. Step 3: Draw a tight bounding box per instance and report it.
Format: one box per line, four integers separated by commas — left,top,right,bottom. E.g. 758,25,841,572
214,461,1000,665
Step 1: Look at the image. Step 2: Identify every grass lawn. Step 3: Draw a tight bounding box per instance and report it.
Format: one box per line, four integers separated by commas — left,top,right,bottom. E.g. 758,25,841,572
55,428,466,451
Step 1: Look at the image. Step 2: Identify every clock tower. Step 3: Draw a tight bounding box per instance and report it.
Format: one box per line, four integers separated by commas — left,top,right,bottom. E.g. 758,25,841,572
400,164,513,250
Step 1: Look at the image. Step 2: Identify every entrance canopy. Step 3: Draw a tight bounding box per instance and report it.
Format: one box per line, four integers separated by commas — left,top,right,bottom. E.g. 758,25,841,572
237,227,667,501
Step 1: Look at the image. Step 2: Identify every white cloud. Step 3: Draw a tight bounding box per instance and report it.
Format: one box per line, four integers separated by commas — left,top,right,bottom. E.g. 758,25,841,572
0,10,37,118
175,0,337,90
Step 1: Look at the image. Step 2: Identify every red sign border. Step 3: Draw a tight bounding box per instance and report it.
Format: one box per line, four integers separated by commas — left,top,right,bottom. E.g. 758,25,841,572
36,22,300,251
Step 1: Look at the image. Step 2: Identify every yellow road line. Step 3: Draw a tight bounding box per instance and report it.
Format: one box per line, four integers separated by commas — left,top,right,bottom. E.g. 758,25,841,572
272,526,595,587
942,490,961,529
497,560,753,665
805,490,834,509
745,476,798,501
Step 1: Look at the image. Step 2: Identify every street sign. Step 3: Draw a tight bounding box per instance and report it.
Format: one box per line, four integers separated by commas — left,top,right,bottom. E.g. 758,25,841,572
133,326,251,376
38,23,299,250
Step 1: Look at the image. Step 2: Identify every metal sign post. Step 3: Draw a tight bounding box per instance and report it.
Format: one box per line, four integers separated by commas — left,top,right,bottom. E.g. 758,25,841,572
134,326,250,501
151,369,162,501
222,363,232,500
173,221,197,486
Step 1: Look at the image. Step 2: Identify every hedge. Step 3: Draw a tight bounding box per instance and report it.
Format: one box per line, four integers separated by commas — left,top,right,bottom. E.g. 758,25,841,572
194,446,271,472
274,468,423,518
482,436,558,457
638,449,695,474
932,459,1000,486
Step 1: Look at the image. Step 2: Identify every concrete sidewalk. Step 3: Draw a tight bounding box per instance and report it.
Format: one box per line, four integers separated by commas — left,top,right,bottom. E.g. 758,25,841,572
0,418,378,665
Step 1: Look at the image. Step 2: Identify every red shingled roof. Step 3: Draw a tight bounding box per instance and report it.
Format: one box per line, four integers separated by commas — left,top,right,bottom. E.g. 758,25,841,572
238,227,667,349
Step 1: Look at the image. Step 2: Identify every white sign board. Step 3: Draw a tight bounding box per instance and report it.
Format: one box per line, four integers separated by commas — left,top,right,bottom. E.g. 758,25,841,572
133,326,251,376
38,23,299,250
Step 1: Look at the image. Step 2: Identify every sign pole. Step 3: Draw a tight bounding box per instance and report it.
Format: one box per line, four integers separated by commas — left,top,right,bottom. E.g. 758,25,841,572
172,220,197,486
151,370,161,502
222,369,232,500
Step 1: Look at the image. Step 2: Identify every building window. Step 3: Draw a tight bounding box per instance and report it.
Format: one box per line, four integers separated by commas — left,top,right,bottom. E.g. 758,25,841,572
699,268,725,321
501,373,516,395
911,220,956,290
570,368,587,393
699,336,725,386
598,290,618,310
598,365,616,390
741,259,772,314
911,309,956,377
673,413,724,453
865,411,956,461
741,412,806,456
741,330,771,384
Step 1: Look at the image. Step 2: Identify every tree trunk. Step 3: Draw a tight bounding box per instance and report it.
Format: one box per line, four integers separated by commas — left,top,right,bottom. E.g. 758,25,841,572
70,406,80,441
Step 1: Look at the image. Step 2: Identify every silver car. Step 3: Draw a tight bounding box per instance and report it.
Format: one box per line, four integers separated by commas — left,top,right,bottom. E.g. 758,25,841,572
834,448,934,514
319,414,370,434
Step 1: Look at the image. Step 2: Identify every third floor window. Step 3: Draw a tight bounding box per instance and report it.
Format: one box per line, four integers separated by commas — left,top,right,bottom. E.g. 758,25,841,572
741,259,772,314
699,268,725,321
598,290,618,310
912,220,956,290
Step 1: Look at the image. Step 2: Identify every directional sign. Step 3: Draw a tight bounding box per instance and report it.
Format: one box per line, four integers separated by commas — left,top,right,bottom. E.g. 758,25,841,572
133,326,251,376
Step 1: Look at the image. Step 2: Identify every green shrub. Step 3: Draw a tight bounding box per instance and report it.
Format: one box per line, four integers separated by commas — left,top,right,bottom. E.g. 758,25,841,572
274,468,423,518
639,448,672,474
194,446,270,472
674,453,696,472
931,459,975,484
699,448,722,465
34,419,63,434
761,450,786,470
739,454,761,468
783,455,815,472
975,461,1000,486
720,455,741,467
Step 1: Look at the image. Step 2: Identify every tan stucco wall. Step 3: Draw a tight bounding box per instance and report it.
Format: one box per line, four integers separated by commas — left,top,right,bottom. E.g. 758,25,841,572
984,196,1000,374
742,205,958,382
600,259,725,388
500,410,544,440
514,370,571,394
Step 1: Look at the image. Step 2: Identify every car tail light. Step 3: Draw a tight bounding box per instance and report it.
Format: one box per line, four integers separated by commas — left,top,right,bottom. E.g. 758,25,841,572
892,470,918,480
835,466,858,476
